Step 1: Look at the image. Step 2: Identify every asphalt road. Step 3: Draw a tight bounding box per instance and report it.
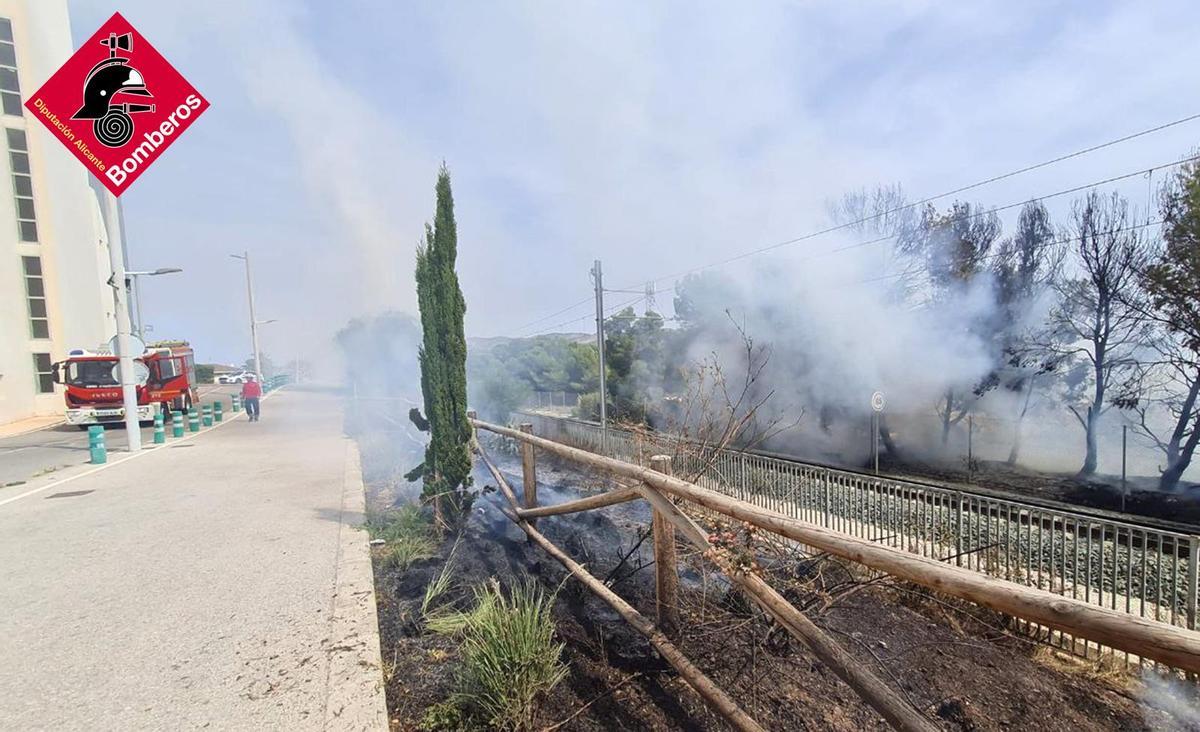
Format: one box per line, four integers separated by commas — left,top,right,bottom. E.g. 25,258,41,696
0,384,239,488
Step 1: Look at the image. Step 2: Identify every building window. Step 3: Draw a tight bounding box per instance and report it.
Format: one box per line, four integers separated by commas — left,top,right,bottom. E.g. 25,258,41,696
6,127,35,241
32,352,53,394
22,255,49,339
0,19,19,117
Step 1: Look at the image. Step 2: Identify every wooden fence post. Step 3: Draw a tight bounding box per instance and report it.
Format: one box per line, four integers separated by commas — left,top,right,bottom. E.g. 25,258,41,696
650,454,680,635
519,423,537,534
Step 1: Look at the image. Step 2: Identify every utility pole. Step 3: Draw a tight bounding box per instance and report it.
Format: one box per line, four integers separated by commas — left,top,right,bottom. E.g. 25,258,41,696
231,252,262,381
591,260,607,436
104,205,142,451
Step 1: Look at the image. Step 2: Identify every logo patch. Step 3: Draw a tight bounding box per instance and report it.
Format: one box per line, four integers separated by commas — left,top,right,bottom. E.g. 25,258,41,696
25,12,208,195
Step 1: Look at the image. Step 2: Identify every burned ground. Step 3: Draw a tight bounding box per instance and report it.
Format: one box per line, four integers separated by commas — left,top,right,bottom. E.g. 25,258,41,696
358,430,1192,731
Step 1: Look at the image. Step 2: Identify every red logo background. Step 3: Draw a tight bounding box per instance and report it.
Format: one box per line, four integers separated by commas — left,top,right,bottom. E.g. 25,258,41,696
25,12,208,195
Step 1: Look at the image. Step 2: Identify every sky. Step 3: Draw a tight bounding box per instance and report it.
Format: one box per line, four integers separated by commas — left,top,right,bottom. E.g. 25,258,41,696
60,0,1200,372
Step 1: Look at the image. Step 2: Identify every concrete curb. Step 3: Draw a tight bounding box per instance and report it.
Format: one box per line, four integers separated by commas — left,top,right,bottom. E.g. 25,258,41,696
322,440,388,731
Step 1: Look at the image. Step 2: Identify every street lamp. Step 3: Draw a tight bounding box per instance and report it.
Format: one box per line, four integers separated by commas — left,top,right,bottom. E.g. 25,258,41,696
230,252,267,381
126,267,183,339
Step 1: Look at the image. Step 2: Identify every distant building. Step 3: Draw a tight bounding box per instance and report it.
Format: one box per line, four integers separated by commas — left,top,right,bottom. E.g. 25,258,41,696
0,0,121,425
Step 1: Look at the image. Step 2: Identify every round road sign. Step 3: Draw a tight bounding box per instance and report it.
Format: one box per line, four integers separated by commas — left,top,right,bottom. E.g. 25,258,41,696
870,391,885,412
111,360,150,386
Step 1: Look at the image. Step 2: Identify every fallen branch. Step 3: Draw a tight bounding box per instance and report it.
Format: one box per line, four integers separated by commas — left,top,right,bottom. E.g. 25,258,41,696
474,418,1200,675
518,486,641,518
540,673,639,732
633,479,936,732
474,444,766,732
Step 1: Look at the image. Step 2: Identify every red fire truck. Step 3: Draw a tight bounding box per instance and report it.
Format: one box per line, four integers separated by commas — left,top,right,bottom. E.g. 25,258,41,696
52,340,199,427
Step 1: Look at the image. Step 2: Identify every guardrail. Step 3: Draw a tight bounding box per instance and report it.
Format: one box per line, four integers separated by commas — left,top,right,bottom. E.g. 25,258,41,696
518,412,1200,672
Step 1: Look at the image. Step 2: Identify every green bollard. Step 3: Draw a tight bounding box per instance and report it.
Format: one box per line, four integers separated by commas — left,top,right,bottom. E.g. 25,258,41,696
231,394,241,412
172,412,185,438
202,404,213,427
153,413,165,444
188,408,200,432
88,425,107,464
214,400,224,422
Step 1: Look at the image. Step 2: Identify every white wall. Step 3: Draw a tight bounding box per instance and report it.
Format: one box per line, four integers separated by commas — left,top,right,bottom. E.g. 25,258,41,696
0,0,116,425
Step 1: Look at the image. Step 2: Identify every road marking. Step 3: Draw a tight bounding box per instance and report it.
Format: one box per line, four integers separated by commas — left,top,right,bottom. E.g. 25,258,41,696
0,390,284,509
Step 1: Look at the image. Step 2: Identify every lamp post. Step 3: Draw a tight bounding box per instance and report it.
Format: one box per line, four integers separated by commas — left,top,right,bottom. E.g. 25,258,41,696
126,267,183,339
230,252,267,381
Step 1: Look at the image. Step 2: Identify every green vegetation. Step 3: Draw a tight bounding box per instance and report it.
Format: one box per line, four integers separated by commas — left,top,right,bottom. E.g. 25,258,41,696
470,308,692,425
468,335,599,421
411,165,475,526
367,504,437,572
380,535,437,571
421,539,459,616
336,311,422,398
419,700,466,731
1139,156,1200,491
428,579,567,730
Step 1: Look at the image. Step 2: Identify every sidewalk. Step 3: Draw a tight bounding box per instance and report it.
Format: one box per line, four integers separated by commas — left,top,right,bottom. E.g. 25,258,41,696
0,414,63,439
0,389,387,730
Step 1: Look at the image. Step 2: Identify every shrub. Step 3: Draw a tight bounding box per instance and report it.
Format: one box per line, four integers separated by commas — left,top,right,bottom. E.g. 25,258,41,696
574,391,601,421
429,579,567,730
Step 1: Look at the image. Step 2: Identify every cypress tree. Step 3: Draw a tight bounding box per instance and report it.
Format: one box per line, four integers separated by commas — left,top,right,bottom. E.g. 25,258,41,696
411,165,474,525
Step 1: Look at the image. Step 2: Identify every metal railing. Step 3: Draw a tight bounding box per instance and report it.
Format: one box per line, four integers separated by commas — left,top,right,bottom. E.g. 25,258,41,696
519,412,1200,671
529,391,580,409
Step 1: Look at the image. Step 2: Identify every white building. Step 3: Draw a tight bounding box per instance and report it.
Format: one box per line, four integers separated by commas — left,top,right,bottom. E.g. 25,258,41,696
0,0,119,426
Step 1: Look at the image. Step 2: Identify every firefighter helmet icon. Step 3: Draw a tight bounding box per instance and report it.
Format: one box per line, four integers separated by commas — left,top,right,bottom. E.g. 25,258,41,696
70,32,155,147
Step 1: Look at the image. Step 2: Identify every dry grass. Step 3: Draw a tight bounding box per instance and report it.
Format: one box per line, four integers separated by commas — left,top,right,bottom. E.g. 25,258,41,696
1030,644,1135,690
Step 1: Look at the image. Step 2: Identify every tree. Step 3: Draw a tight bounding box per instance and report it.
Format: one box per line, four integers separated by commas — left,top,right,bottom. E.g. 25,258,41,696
991,201,1064,463
335,311,422,398
826,184,918,454
1135,158,1200,491
411,165,473,526
1048,190,1154,476
596,307,670,424
901,201,1003,445
468,354,533,422
468,335,600,399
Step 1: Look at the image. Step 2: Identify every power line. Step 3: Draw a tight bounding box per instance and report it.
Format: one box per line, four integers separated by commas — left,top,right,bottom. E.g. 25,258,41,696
512,294,595,334
508,111,1200,338
793,153,1198,264
636,218,1168,313
857,219,1167,286
529,157,1189,337
575,156,1196,314
527,294,646,337
627,146,1200,293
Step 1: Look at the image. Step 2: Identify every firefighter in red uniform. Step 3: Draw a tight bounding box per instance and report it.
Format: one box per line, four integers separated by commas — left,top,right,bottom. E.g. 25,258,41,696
241,377,263,422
